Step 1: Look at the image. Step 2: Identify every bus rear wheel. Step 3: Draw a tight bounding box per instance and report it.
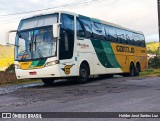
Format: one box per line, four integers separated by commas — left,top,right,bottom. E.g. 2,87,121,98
77,63,89,84
129,63,135,76
42,78,54,86
135,64,140,76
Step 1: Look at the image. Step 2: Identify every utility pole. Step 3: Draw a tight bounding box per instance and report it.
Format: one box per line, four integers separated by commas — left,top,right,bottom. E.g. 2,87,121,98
158,0,160,56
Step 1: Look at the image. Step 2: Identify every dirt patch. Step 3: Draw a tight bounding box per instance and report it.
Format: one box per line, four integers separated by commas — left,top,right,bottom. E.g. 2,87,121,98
0,72,16,84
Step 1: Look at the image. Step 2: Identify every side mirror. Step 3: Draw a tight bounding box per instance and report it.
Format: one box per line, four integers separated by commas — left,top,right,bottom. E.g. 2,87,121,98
53,23,61,38
5,30,17,46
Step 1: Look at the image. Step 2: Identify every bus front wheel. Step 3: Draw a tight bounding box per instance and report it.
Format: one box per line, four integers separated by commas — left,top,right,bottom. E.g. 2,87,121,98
42,78,54,86
77,63,89,84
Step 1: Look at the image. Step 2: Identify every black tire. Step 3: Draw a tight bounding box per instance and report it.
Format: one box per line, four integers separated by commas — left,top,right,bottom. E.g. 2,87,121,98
77,63,89,84
42,78,54,86
135,64,140,76
129,63,135,76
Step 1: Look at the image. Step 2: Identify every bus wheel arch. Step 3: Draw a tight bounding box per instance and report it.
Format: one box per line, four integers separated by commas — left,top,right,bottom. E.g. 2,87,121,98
77,60,90,83
80,60,90,76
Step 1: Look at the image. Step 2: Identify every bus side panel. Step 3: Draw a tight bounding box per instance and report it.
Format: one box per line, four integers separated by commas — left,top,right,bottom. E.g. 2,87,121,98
111,43,148,73
109,43,129,73
90,39,123,74
137,47,148,71
76,39,147,75
76,39,96,75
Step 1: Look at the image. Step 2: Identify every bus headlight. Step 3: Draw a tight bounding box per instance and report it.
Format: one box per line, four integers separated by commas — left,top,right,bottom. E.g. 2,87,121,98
14,64,21,69
44,60,59,67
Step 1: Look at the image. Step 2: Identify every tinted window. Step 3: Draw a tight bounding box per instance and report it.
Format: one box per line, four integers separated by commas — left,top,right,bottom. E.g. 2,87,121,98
133,33,141,46
139,34,146,47
129,32,134,45
61,14,74,30
76,18,85,37
116,29,126,44
59,14,74,60
105,26,117,42
77,17,92,38
125,31,131,44
91,22,105,40
132,33,137,45
136,34,142,46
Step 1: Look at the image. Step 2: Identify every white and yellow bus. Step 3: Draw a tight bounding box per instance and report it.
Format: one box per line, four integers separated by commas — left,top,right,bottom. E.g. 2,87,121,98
6,11,148,85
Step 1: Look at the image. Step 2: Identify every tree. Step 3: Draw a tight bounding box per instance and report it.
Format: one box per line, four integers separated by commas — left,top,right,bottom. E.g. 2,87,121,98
148,56,160,68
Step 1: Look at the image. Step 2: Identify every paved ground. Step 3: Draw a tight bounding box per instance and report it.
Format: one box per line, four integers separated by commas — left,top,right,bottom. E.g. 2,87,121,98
0,76,160,121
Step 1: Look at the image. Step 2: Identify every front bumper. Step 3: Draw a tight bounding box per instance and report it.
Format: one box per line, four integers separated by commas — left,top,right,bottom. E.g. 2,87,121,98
15,64,60,79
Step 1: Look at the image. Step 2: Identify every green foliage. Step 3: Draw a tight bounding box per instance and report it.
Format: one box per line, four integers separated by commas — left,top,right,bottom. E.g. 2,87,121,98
0,44,14,69
146,42,159,54
140,69,160,77
148,56,160,69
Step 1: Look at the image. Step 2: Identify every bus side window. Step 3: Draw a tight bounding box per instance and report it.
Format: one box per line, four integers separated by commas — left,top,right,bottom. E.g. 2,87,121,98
141,35,146,47
76,17,85,37
137,34,142,47
133,33,140,46
116,29,126,44
78,18,92,38
108,26,117,42
91,22,105,40
116,28,122,43
130,32,135,45
132,34,136,46
122,30,127,44
101,24,106,40
104,25,110,41
139,34,145,47
125,31,131,44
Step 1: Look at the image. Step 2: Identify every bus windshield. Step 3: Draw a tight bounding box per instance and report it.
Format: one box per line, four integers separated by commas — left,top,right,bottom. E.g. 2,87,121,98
15,26,56,61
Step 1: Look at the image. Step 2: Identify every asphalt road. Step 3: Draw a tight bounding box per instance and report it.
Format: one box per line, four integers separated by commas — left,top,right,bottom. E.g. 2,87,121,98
0,76,160,121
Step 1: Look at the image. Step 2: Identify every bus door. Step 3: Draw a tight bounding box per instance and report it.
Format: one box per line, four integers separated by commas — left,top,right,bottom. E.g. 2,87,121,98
59,14,77,77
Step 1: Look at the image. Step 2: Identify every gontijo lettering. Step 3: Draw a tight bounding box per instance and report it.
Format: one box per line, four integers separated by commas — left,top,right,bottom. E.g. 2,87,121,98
116,45,134,53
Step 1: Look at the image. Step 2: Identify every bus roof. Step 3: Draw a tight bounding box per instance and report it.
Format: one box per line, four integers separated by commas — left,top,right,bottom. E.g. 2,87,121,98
21,11,143,35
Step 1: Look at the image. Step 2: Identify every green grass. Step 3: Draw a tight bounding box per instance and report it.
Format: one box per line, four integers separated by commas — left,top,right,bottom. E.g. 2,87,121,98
140,69,160,77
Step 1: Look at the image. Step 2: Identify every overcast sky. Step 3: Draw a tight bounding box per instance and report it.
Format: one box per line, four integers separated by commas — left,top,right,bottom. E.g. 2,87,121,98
0,0,158,44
